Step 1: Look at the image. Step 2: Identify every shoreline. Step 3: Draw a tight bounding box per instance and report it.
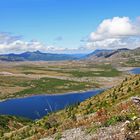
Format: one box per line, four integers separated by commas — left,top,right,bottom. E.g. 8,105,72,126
0,88,105,102
0,67,139,102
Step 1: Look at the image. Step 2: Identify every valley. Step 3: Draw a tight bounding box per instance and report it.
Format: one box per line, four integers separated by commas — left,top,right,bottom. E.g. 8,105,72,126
0,71,140,139
0,48,140,140
0,60,126,100
0,1,140,139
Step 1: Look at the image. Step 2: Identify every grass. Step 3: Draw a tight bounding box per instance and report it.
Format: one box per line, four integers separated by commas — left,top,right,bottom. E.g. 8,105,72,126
102,116,126,127
58,65,121,78
0,74,140,139
54,132,62,140
17,64,121,78
13,77,98,97
66,68,120,77
0,63,123,100
0,69,98,99
0,76,31,87
86,124,101,134
34,75,140,136
0,76,33,99
0,115,32,137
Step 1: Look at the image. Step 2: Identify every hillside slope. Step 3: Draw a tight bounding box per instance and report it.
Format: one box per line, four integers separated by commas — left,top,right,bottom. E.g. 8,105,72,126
86,47,140,66
0,74,140,139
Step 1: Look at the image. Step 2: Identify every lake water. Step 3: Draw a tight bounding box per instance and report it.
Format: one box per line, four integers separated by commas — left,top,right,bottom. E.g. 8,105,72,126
130,67,140,74
0,89,103,120
0,67,139,120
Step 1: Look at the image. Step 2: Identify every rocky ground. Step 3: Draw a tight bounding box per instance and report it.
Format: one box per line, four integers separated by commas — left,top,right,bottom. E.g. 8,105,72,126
41,120,140,140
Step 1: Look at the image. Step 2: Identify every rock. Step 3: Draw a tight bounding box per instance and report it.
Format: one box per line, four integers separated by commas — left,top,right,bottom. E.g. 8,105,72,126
131,97,140,105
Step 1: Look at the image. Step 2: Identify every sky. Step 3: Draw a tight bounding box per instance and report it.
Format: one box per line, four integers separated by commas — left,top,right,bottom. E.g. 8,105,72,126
0,0,140,54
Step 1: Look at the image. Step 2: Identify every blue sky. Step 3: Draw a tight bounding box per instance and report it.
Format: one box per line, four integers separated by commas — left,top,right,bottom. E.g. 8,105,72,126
0,0,140,54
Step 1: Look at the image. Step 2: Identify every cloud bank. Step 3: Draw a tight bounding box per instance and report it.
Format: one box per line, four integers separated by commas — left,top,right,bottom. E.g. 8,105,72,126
0,33,86,54
0,17,140,54
0,33,77,54
86,16,140,50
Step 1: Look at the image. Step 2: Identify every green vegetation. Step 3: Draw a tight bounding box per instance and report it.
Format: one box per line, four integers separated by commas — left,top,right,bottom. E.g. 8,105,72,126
125,58,140,67
54,132,62,140
65,68,120,77
13,77,97,98
65,64,121,77
0,76,31,87
103,115,128,127
0,74,140,139
0,61,139,139
127,119,140,132
0,115,32,137
86,124,101,134
0,63,123,100
34,74,140,138
18,64,121,78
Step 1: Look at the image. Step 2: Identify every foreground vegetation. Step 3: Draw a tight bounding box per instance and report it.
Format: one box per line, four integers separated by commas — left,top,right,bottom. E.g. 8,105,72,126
0,48,140,139
0,115,32,138
0,74,139,139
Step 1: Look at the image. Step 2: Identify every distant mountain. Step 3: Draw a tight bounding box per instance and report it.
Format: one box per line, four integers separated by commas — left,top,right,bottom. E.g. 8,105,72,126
86,48,129,59
0,47,139,63
86,49,114,58
85,47,140,66
0,51,79,61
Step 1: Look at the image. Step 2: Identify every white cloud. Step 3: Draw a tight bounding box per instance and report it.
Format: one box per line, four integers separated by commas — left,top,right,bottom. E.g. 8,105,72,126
86,37,140,50
0,38,46,54
1,17,140,54
90,17,140,41
87,17,140,50
0,33,90,54
0,33,76,54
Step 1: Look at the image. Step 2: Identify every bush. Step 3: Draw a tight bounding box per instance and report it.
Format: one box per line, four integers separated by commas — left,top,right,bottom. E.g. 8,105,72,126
55,132,62,140
135,80,139,85
103,116,125,127
127,120,140,131
70,113,76,121
45,122,51,129
127,87,132,92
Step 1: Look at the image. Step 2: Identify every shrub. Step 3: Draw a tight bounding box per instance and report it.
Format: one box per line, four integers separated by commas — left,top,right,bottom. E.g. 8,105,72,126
70,113,76,121
124,77,128,82
45,122,51,129
112,91,118,100
55,132,62,140
135,80,139,85
86,125,100,134
127,87,132,92
127,120,140,131
103,116,125,127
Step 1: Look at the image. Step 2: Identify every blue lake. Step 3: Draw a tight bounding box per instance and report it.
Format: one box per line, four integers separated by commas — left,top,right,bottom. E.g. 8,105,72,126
130,67,140,74
0,89,103,120
0,67,139,120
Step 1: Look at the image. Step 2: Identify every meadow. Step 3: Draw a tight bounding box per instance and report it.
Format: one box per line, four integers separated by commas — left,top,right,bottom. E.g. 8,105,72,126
0,61,123,100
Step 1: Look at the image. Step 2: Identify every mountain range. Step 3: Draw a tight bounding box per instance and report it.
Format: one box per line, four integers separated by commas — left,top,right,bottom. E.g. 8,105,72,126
0,47,140,62
0,51,79,61
85,47,140,66
86,48,130,58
